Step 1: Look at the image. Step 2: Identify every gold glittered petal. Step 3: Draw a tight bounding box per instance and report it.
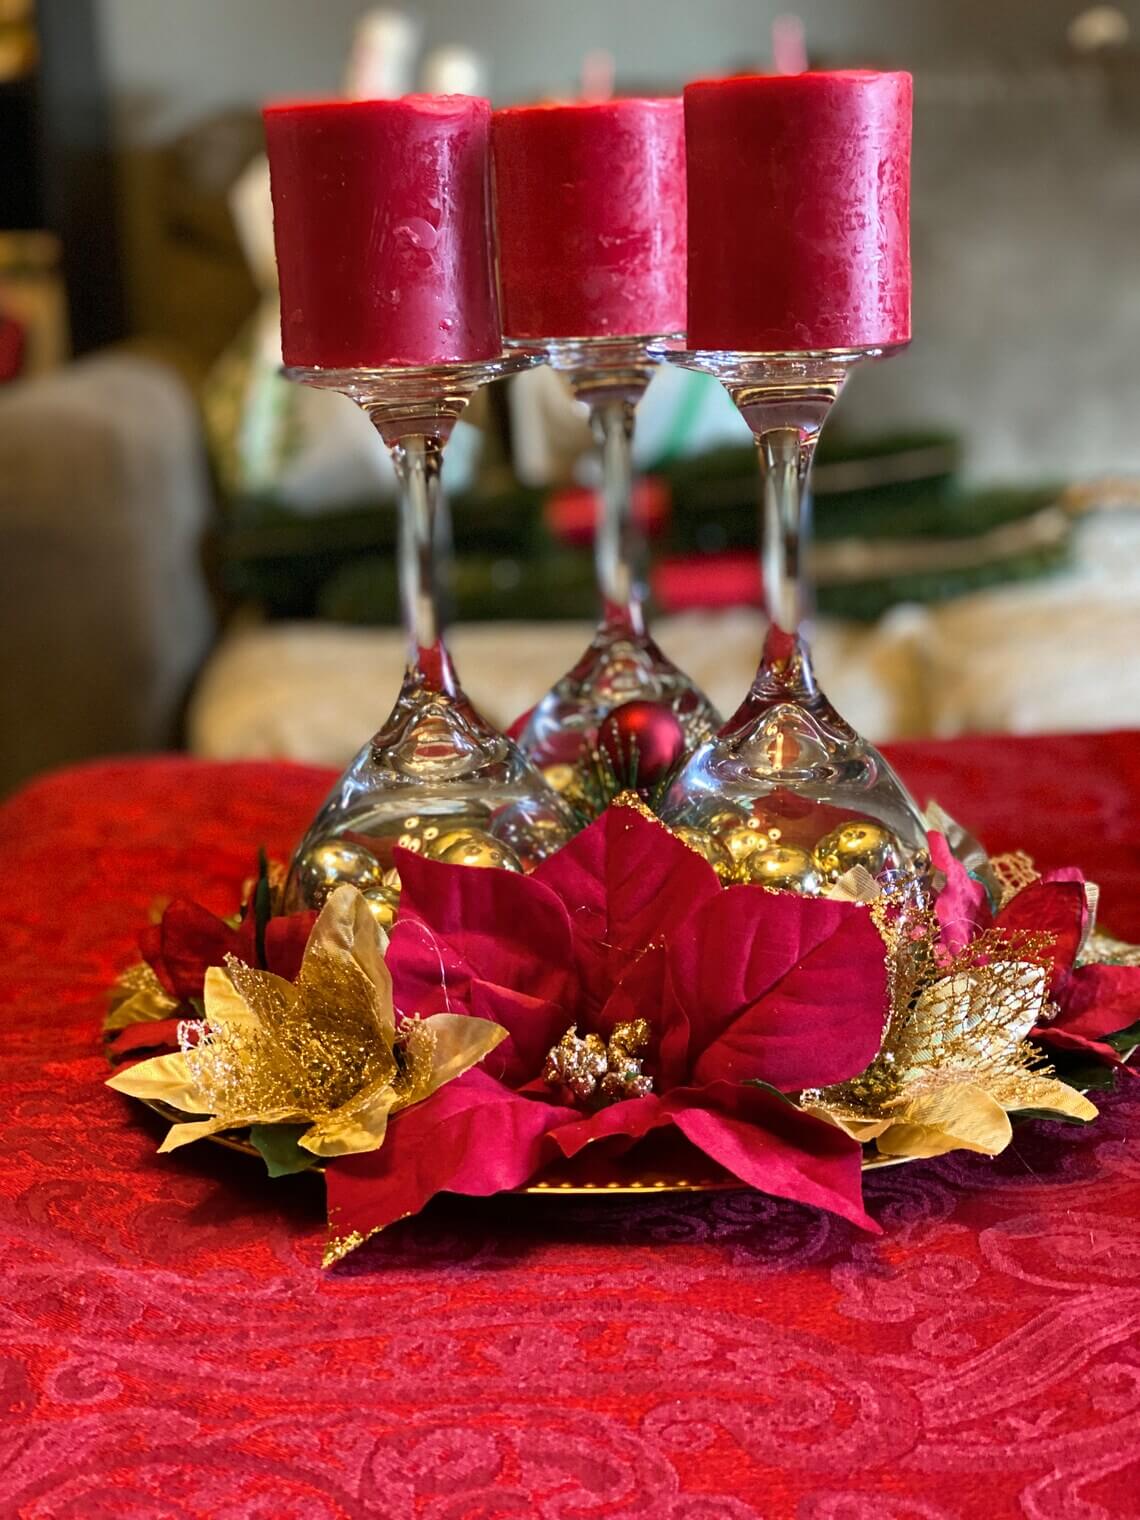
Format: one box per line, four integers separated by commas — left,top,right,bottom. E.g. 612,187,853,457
104,985,180,1032
106,1052,206,1116
298,883,393,1040
300,1086,397,1158
896,960,1048,1081
105,963,179,1031
202,963,261,1031
988,1072,1098,1123
411,1013,508,1103
798,1103,891,1144
876,1084,1012,1158
1082,926,1140,968
158,1115,244,1152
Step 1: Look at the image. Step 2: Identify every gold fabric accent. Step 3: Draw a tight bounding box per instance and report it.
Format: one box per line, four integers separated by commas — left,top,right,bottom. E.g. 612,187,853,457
107,886,506,1159
104,962,179,1033
802,905,1096,1158
543,1019,653,1106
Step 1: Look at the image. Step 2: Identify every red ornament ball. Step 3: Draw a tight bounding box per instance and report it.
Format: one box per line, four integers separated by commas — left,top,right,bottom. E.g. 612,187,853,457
598,701,686,789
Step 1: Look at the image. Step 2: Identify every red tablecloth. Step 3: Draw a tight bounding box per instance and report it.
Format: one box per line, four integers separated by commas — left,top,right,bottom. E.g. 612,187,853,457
3,734,1140,1519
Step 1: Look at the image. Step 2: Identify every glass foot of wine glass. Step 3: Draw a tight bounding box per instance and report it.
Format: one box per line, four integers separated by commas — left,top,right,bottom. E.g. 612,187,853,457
655,348,929,895
279,358,575,914
514,335,719,774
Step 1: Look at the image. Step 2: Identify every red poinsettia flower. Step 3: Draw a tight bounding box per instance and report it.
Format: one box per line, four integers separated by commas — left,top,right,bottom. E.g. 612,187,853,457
325,805,891,1247
109,893,318,1065
140,897,316,1002
930,834,1140,1065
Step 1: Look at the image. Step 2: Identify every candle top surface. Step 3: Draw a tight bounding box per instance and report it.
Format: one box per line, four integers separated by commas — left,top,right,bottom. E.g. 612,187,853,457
493,96,681,117
685,68,910,91
263,93,488,120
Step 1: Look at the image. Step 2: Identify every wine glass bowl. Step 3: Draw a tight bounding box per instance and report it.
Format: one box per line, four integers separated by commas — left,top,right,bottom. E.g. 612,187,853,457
653,347,929,894
511,334,721,774
280,359,575,912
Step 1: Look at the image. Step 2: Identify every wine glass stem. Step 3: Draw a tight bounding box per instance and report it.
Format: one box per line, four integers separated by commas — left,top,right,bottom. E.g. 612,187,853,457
592,398,645,636
391,433,458,695
755,420,822,699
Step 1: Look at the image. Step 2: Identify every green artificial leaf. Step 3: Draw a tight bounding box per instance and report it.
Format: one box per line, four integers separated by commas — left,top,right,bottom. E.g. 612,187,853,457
744,1079,801,1109
1042,1054,1120,1092
1106,1018,1140,1059
1010,1107,1094,1128
249,1124,319,1177
253,847,272,966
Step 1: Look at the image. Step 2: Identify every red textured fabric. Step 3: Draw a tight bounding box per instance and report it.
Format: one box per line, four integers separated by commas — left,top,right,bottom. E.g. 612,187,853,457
3,736,1140,1518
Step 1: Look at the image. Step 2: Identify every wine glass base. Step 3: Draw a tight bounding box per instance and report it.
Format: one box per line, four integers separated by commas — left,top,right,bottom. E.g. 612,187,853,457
518,622,721,770
285,673,575,911
657,685,929,895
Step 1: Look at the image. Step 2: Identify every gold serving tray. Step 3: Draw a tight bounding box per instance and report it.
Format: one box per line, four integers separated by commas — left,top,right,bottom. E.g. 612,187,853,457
138,1097,909,1194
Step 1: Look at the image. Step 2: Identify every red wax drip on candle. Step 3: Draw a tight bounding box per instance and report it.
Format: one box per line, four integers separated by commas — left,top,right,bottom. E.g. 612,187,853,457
684,71,912,352
491,99,686,340
263,95,501,369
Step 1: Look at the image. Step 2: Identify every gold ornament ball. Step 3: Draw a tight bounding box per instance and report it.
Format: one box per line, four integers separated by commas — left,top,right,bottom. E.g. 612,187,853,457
705,808,748,839
362,885,401,929
542,764,577,795
297,839,384,899
814,821,894,882
720,825,772,868
672,826,733,878
745,844,822,895
435,829,523,872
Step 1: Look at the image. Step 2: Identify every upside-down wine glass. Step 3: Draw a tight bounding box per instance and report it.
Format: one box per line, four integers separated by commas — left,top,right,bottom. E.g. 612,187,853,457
491,98,719,778
659,69,929,893
282,357,575,916
262,95,574,916
514,335,721,769
656,346,929,891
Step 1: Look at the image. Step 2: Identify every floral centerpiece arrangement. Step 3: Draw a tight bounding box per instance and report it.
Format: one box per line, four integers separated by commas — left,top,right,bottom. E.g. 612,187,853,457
105,797,1140,1266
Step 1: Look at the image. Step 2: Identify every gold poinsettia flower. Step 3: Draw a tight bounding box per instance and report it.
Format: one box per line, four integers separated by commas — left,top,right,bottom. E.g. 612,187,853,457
106,884,506,1159
104,962,180,1033
801,921,1097,1160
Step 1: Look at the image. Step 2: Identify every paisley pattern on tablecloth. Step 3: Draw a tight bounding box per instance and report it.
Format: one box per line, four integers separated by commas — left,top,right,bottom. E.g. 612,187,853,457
2,740,1139,1518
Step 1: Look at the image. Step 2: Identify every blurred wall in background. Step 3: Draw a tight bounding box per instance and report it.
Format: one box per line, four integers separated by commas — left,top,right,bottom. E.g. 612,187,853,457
94,0,1140,482
97,0,1131,130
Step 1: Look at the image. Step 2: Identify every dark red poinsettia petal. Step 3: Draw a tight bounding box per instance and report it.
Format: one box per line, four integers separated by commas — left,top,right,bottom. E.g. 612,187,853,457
1032,1025,1125,1066
547,1079,874,1232
325,1069,578,1246
137,923,170,993
392,846,579,1016
995,880,1087,994
140,899,246,1002
930,831,991,955
263,910,318,982
465,979,571,1087
1052,960,1140,1041
662,887,889,1092
107,1017,187,1064
548,1093,668,1159
595,941,669,1048
531,806,721,1013
667,1082,876,1233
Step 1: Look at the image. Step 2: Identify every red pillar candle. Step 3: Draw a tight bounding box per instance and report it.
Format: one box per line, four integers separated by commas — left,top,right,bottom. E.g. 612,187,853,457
491,99,686,340
684,72,912,352
263,95,501,369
